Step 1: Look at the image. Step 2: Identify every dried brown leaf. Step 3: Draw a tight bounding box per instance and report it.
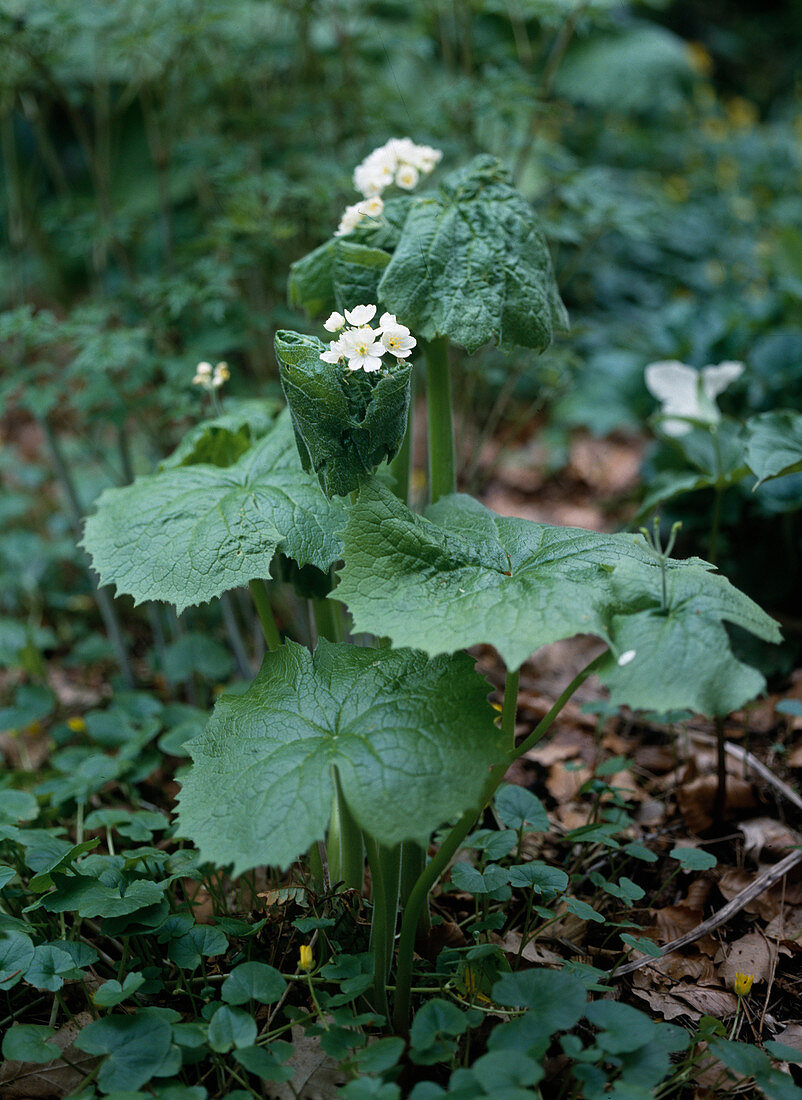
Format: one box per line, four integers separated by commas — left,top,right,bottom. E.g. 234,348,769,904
271,1025,346,1099
677,775,759,834
764,906,802,948
492,930,563,965
773,1023,802,1055
717,931,780,986
738,817,802,863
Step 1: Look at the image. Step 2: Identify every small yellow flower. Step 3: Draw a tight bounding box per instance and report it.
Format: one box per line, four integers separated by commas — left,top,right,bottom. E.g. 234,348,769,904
733,972,753,996
67,716,87,734
298,944,314,972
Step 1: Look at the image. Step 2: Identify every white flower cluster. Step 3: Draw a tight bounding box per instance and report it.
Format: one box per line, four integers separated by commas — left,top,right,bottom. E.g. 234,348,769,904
193,360,230,390
645,360,744,436
353,137,442,198
336,194,384,238
319,304,416,373
334,138,442,238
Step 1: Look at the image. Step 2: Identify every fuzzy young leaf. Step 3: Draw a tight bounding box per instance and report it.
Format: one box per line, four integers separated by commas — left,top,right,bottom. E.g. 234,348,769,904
336,485,779,715
177,640,502,874
743,410,802,486
83,410,345,613
275,331,412,497
377,155,568,353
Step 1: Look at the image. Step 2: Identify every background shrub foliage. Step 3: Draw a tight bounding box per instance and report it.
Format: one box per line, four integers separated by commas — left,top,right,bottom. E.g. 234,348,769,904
1,2,801,1098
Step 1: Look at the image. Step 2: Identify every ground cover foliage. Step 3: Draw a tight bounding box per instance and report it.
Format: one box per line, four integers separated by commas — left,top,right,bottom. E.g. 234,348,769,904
1,1,802,1097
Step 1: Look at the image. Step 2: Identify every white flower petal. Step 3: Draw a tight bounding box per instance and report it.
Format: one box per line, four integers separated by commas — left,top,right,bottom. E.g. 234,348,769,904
344,304,377,326
701,361,744,400
395,164,420,191
644,362,699,409
324,312,346,332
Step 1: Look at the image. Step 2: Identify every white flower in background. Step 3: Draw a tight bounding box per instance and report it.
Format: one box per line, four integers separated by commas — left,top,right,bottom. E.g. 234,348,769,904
361,195,384,220
324,312,346,332
212,362,230,388
378,312,416,357
335,202,366,237
644,360,744,436
352,138,442,198
409,144,443,173
354,147,396,196
193,360,230,391
395,164,420,191
344,304,377,326
193,361,213,387
334,195,385,237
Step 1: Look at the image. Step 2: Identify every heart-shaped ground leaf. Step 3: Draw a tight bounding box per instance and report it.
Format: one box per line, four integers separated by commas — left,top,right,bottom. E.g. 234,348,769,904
744,410,802,487
83,410,345,613
335,485,779,715
377,155,568,354
177,639,501,874
74,1009,173,1093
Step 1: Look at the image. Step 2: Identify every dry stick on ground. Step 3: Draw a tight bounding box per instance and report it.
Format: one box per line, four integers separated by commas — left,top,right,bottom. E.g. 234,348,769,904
610,735,802,979
610,848,802,979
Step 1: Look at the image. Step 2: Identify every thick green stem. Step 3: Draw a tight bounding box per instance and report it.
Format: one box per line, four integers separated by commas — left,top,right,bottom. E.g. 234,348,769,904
389,376,414,504
365,839,401,1016
399,842,430,928
248,580,281,651
392,652,606,1033
307,841,325,894
313,596,344,644
220,593,254,678
393,809,476,1034
424,338,455,504
327,769,364,893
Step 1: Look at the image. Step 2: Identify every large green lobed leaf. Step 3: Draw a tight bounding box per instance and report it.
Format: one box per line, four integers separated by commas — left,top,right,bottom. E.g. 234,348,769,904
177,640,502,874
335,485,780,716
83,410,345,613
743,410,802,487
377,155,568,353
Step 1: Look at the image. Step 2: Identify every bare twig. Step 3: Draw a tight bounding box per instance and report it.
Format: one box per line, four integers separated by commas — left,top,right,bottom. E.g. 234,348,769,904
611,848,802,978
